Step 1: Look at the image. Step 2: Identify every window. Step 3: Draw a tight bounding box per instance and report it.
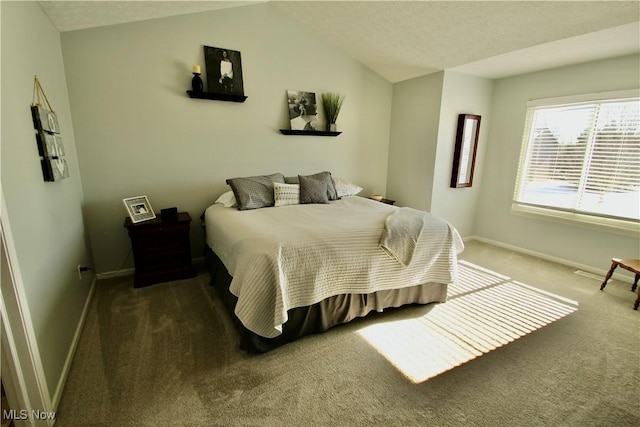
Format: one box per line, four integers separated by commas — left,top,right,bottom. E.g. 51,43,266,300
513,90,640,232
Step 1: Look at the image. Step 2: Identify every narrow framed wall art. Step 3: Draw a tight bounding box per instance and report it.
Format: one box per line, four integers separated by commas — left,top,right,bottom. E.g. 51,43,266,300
450,114,481,188
31,76,69,182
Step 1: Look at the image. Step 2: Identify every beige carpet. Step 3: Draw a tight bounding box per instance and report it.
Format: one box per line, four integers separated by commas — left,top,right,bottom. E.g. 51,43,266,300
56,241,640,426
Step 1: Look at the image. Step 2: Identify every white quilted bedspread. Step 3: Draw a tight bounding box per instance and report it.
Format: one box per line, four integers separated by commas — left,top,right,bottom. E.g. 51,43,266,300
205,196,464,338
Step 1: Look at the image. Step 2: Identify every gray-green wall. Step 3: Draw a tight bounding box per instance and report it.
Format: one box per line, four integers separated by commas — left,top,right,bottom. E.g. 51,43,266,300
60,3,393,273
475,54,640,269
386,71,493,238
387,72,444,212
1,0,94,402
2,1,638,407
431,71,493,237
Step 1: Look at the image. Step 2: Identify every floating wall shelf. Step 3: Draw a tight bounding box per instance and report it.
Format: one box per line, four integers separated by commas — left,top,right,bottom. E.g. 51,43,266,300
279,129,342,137
186,90,247,103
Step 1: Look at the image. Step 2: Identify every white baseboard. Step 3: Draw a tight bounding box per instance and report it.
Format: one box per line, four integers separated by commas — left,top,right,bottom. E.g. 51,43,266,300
467,235,634,284
95,267,135,280
52,274,97,409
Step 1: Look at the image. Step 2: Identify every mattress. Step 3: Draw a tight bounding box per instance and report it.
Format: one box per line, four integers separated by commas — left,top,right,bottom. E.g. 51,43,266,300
204,196,464,339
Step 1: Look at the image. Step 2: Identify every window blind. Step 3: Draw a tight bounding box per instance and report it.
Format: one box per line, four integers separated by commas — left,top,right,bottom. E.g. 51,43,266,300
513,95,640,224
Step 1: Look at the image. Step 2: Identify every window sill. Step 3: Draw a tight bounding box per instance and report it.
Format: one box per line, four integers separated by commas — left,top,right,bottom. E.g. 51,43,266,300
510,203,640,238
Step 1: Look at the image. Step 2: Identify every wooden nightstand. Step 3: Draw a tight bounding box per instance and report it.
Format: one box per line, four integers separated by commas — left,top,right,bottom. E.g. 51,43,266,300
124,212,196,287
370,197,396,205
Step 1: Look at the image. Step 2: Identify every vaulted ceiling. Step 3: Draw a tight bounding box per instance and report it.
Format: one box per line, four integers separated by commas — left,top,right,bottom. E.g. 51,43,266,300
37,1,640,82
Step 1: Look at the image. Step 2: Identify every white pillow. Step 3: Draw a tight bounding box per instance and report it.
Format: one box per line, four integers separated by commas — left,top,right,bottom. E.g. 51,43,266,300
274,182,300,207
334,177,363,197
215,191,237,208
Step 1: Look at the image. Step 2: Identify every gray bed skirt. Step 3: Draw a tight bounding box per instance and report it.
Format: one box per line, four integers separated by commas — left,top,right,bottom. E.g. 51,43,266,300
204,245,448,353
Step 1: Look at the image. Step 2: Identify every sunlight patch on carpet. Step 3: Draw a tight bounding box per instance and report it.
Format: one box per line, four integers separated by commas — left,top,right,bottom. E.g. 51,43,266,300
357,260,579,384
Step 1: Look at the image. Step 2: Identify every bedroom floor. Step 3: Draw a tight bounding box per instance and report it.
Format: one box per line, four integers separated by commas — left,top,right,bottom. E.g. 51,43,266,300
55,240,640,426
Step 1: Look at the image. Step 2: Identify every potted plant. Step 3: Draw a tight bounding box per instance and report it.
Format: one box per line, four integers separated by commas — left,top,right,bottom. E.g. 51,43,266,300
321,92,345,132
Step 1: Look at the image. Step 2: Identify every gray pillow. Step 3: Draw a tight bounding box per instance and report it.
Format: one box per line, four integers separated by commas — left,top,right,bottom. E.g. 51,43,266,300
288,171,337,200
226,173,285,210
298,175,329,204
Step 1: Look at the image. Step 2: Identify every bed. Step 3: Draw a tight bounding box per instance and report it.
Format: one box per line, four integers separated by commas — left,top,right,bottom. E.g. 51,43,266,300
204,174,464,353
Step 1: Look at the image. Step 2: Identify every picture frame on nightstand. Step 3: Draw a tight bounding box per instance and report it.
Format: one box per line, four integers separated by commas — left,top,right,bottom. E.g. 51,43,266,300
123,195,156,223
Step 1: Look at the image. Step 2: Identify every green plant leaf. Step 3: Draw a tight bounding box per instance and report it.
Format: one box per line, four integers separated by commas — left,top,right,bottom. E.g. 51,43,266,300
321,92,345,124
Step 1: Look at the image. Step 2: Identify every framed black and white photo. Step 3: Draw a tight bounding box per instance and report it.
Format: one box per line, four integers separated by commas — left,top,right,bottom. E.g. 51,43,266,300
287,90,318,131
123,196,156,223
203,45,244,96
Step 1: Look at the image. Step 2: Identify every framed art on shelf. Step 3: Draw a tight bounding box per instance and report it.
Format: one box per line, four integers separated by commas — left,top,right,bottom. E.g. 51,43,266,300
287,90,318,131
123,196,156,223
203,45,244,96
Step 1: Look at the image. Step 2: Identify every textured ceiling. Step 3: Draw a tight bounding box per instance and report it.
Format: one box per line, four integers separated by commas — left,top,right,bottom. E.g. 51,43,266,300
38,0,640,82
37,1,265,32
273,1,640,81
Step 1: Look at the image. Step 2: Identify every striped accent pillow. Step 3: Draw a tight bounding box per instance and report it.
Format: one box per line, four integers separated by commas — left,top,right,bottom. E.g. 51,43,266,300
274,182,300,207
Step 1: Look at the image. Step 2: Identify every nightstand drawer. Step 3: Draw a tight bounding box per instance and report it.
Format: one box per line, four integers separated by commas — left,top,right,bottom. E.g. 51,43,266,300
130,234,188,253
124,212,195,287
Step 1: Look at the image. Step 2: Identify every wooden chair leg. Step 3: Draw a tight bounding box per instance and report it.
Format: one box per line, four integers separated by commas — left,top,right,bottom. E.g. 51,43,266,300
601,262,617,290
635,290,639,310
632,273,639,293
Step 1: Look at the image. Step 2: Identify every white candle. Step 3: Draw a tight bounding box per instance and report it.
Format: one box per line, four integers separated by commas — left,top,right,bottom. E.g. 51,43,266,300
192,65,201,74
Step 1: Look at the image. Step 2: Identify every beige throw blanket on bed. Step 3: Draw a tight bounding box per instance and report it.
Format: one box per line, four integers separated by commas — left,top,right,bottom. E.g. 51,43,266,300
379,207,427,266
